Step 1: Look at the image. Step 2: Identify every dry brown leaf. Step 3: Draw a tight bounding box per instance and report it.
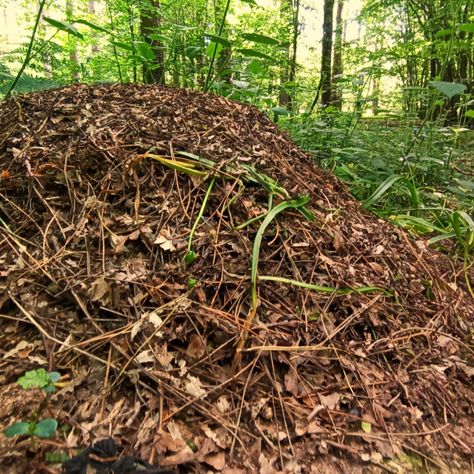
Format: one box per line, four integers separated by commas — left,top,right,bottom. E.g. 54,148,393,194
319,392,340,410
90,276,110,303
284,369,300,398
154,233,176,251
186,333,207,359
204,451,226,470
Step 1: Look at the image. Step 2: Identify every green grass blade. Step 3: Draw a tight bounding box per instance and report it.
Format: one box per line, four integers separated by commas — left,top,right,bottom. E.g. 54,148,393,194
259,275,389,295
250,195,311,310
185,178,216,262
363,174,405,208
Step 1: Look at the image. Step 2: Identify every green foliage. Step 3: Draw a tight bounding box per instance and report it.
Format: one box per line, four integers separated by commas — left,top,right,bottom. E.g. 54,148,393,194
18,369,61,393
283,109,474,260
429,81,467,99
3,369,61,442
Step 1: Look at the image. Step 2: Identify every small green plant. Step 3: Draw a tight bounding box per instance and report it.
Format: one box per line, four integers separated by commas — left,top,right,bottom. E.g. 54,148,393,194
3,369,61,443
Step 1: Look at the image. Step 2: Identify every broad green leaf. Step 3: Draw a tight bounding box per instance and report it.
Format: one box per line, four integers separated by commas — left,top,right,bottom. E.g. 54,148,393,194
248,59,262,74
241,33,279,45
361,421,372,433
206,41,223,58
435,28,454,38
240,0,258,5
48,371,61,383
185,46,202,59
43,17,84,39
184,250,197,264
134,41,155,61
74,19,111,34
4,422,31,437
465,110,474,118
429,81,467,99
33,419,58,438
204,33,231,48
18,369,57,390
236,48,274,61
111,41,134,51
271,106,289,116
147,33,171,42
459,23,474,33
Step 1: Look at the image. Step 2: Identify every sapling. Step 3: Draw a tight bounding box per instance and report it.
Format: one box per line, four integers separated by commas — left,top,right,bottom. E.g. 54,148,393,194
3,369,61,446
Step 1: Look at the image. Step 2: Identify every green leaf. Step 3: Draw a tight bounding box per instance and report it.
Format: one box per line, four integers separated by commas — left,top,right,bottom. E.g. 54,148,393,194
45,452,70,463
18,369,57,390
206,41,223,58
248,59,263,74
459,23,474,33
251,196,311,310
43,17,84,39
271,106,289,116
134,41,155,61
184,251,197,264
454,179,474,191
184,46,202,59
236,48,275,61
241,33,280,45
147,33,171,42
187,278,198,288
4,422,31,437
240,0,258,6
111,41,134,51
204,33,231,48
361,421,372,433
259,275,387,295
363,175,405,208
48,371,61,383
435,28,454,38
33,419,58,438
429,81,467,99
465,109,474,118
74,19,111,34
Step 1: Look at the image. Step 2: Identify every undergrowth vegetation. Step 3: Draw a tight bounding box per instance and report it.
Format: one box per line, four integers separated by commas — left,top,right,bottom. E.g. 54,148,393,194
283,111,474,266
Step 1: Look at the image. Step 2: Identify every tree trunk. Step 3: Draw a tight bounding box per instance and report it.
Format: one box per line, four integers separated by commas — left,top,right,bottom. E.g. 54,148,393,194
88,1,99,54
66,0,80,82
278,0,292,108
320,0,335,107
140,0,165,84
331,0,344,110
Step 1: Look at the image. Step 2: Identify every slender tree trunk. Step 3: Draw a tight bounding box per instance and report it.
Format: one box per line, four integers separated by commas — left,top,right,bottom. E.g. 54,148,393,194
320,0,335,107
278,0,292,108
66,0,80,82
88,0,99,54
331,0,344,110
279,0,300,111
140,0,165,84
288,0,300,111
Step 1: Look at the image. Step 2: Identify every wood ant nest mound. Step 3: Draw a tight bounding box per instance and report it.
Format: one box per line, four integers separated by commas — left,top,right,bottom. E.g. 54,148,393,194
0,84,473,472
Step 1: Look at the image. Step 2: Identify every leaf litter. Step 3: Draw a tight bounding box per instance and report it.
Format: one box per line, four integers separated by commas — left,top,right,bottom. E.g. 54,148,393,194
0,83,473,473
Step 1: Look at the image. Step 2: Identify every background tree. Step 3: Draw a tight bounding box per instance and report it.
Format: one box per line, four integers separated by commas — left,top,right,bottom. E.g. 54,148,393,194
139,0,165,84
331,0,344,109
320,0,335,107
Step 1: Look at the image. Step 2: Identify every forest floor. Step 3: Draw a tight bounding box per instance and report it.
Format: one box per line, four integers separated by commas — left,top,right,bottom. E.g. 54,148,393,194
0,84,473,473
